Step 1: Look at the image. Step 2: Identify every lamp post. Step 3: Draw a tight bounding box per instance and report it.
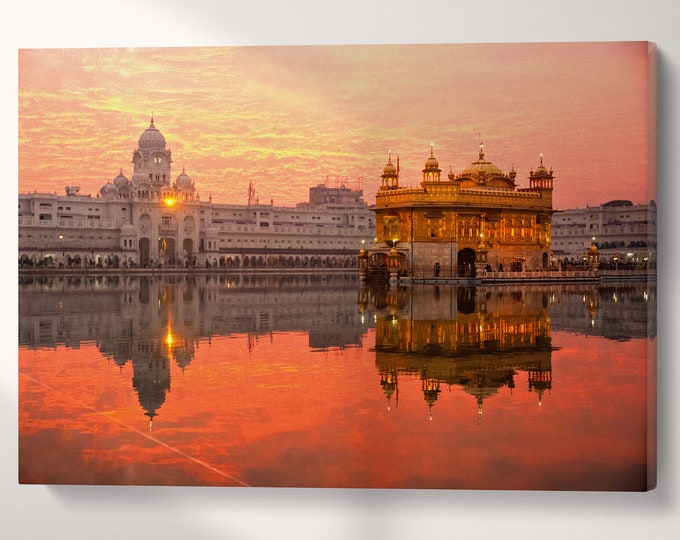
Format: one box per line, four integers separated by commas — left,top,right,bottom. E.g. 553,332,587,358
475,232,488,277
358,240,367,281
387,241,401,286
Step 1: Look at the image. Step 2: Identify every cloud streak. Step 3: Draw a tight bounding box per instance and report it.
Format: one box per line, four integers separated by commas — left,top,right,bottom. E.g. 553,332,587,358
19,42,655,208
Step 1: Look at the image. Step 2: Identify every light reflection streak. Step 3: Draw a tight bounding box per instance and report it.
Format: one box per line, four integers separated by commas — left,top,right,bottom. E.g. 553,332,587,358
19,372,251,487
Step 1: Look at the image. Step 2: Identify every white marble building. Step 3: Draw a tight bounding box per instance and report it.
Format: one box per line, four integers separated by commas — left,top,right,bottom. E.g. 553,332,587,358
18,118,375,269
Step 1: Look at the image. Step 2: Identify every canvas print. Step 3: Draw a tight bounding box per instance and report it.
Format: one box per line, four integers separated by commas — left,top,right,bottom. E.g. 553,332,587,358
18,42,656,490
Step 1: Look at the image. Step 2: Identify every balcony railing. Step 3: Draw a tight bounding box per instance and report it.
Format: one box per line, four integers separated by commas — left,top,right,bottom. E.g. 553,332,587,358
19,217,115,229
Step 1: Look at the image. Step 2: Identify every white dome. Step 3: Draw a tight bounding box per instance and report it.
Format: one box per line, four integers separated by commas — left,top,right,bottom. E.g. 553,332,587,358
176,169,192,188
113,170,129,189
100,182,117,196
138,118,166,151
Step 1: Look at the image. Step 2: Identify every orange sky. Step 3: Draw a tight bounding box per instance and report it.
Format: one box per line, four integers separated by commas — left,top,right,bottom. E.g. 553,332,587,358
18,42,655,209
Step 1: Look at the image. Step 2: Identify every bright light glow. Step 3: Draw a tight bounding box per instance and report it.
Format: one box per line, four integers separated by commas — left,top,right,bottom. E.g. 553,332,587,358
164,198,176,207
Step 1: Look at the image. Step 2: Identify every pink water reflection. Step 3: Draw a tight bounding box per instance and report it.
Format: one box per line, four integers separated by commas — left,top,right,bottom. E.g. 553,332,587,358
19,327,653,490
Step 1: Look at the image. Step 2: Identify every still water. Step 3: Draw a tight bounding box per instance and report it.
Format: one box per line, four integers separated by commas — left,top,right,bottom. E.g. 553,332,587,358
18,272,656,490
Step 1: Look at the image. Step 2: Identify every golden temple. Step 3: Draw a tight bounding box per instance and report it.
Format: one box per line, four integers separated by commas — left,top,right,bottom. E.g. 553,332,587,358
361,143,554,280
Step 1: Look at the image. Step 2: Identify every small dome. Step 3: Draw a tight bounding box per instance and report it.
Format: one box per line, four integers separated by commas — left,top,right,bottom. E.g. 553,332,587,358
532,154,551,177
176,168,192,188
113,169,129,189
383,155,397,176
424,147,439,170
99,182,117,200
138,117,166,151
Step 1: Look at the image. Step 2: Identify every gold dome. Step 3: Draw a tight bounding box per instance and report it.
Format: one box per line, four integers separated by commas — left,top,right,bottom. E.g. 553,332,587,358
383,153,397,175
460,142,504,179
424,146,439,170
531,154,552,177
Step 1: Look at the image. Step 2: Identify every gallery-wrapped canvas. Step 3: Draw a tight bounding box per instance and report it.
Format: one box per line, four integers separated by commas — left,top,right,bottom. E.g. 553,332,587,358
18,41,656,490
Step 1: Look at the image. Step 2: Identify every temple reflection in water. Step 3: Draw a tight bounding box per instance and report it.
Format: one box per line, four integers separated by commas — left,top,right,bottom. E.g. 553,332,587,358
359,284,554,418
19,273,362,427
359,281,655,419
19,273,655,427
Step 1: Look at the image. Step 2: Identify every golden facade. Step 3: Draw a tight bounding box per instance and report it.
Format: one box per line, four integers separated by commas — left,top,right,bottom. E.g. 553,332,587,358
367,143,555,278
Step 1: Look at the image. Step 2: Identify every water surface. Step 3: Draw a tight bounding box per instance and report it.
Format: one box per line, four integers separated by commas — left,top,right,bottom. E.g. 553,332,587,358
18,273,655,490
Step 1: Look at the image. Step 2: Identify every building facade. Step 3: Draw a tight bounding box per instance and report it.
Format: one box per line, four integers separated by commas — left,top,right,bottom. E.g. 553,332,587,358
18,118,375,270
550,200,657,268
364,143,555,278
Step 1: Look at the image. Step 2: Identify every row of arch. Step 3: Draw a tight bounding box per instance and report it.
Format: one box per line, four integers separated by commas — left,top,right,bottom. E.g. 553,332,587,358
213,254,358,269
18,252,360,270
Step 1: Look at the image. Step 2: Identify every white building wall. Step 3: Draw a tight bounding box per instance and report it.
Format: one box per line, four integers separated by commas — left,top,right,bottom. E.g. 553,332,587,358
551,201,656,264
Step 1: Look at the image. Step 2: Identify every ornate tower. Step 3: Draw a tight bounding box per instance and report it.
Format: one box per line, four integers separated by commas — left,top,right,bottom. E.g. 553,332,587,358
380,152,399,190
529,154,555,252
131,117,173,198
529,154,554,193
422,145,441,183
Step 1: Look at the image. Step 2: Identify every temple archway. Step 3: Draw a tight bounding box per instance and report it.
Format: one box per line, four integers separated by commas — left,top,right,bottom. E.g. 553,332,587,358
457,248,476,277
158,237,176,263
139,237,151,267
183,238,193,261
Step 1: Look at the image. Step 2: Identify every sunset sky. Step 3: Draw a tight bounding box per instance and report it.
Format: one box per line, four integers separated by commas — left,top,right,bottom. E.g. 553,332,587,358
18,41,655,210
